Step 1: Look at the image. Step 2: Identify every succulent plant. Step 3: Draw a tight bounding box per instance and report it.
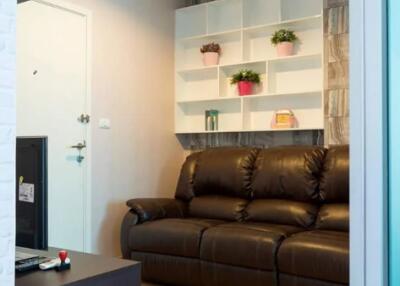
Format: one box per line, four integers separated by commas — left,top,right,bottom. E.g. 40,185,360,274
271,29,298,46
230,69,261,84
200,42,221,54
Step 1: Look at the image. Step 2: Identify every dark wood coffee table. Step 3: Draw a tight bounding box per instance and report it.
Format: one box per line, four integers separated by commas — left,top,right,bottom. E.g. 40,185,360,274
16,247,141,286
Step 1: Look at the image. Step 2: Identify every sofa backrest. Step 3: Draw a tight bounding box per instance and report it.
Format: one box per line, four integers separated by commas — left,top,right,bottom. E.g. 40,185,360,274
316,145,349,232
176,148,259,200
246,146,325,228
175,148,259,221
175,146,349,231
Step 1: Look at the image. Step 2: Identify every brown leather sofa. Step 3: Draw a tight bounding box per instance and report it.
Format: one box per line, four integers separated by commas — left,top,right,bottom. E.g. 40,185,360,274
121,146,349,286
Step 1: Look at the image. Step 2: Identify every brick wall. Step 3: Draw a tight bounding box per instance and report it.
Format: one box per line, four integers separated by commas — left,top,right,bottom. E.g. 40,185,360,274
0,0,16,285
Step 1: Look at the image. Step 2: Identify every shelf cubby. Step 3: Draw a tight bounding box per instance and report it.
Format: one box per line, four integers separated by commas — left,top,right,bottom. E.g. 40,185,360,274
175,99,242,133
207,0,242,34
242,92,323,131
243,16,322,62
268,54,322,94
280,0,322,21
219,61,267,98
176,66,218,101
176,30,242,70
243,0,281,28
176,5,207,39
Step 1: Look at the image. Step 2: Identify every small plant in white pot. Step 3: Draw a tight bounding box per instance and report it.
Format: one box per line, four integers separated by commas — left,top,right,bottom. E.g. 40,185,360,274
271,29,298,57
200,42,221,66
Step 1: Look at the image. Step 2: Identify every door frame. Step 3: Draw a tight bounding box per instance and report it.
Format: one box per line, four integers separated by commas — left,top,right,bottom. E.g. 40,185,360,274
24,0,93,253
388,0,399,284
350,0,388,285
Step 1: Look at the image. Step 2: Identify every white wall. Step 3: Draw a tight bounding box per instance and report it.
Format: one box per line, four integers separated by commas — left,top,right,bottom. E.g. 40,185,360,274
0,0,16,285
65,0,186,256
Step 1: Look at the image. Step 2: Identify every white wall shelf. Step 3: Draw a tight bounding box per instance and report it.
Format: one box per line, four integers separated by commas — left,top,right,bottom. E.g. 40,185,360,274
176,127,323,135
175,0,324,134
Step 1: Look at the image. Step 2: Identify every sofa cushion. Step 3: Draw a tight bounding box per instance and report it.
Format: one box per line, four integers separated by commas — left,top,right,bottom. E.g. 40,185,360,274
320,145,349,203
278,230,349,284
252,146,326,202
129,218,223,258
245,199,318,228
316,204,349,232
189,195,248,221
200,222,301,271
193,147,259,199
132,252,201,286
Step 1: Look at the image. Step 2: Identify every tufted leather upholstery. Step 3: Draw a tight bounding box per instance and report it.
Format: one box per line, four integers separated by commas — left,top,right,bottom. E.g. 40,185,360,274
189,195,248,221
245,199,318,228
129,218,223,258
278,230,349,284
200,222,301,271
121,146,349,286
193,147,259,198
252,146,326,202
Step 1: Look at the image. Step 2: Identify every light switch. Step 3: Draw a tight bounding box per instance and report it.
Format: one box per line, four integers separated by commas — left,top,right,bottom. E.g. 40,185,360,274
99,118,111,129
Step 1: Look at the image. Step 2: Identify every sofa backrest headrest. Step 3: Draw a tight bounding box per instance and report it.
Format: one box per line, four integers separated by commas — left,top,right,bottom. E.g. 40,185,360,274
316,145,349,232
175,152,200,201
319,145,349,203
251,146,326,202
193,147,259,199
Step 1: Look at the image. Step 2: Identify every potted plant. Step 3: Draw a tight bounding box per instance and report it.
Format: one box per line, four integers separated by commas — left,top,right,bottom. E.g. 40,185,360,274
200,42,221,66
271,29,298,57
230,69,261,96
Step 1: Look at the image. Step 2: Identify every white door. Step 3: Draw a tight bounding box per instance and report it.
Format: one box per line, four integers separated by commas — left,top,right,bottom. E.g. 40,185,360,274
17,0,91,252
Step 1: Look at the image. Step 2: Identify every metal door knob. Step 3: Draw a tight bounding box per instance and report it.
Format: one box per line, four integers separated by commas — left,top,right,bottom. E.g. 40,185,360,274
78,114,90,124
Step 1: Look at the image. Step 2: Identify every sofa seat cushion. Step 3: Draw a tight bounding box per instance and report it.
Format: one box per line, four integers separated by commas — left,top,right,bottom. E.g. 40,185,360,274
278,230,349,284
129,218,224,258
200,222,301,271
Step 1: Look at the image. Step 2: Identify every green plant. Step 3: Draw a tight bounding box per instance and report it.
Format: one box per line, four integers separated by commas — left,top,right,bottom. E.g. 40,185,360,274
230,69,261,85
200,42,221,54
271,29,298,46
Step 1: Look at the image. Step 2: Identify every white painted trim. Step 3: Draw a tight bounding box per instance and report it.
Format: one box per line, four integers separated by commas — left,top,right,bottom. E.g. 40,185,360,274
350,0,388,285
83,8,93,254
31,0,91,17
26,0,93,253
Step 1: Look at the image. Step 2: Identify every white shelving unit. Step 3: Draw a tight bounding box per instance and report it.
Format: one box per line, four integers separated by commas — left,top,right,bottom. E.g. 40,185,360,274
175,0,324,134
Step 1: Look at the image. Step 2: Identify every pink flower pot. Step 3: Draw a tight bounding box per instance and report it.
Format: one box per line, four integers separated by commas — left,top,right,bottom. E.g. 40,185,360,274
277,42,294,57
238,81,253,96
202,52,219,66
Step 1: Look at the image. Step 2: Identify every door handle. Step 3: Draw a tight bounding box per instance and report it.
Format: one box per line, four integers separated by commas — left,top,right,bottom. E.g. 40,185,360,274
78,114,90,124
70,141,86,151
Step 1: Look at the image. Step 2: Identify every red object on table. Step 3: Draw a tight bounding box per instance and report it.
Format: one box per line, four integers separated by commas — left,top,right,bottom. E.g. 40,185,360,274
59,250,68,263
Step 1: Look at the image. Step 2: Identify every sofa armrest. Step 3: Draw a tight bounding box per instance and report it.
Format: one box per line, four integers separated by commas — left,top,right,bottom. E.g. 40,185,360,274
121,198,187,259
126,198,187,223
121,210,139,259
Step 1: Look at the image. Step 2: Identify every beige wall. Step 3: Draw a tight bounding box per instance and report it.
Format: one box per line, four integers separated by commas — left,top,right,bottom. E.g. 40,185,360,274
66,0,185,256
